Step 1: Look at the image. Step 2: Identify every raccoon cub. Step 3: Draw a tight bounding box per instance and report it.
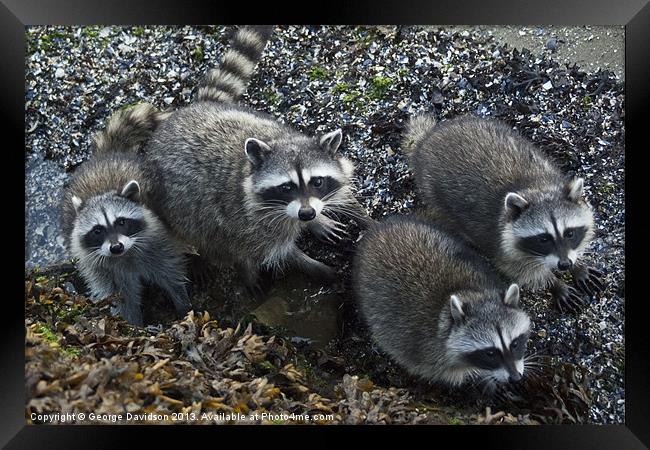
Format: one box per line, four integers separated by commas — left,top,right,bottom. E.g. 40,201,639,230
403,115,603,311
61,103,191,326
143,26,369,294
353,216,531,389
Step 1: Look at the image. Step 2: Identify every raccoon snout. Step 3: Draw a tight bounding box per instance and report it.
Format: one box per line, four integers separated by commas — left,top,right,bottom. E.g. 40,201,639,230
298,206,316,221
557,259,572,271
110,242,125,255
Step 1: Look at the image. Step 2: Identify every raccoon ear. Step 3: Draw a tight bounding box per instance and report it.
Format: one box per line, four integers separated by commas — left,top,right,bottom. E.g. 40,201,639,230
319,129,343,154
503,284,520,307
566,177,584,202
504,192,529,220
120,180,141,201
71,195,83,212
245,138,272,168
450,295,465,323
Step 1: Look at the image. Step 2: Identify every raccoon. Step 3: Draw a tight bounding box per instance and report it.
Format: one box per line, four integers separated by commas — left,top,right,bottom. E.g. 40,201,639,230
61,103,191,326
353,216,531,389
403,115,603,311
143,26,369,294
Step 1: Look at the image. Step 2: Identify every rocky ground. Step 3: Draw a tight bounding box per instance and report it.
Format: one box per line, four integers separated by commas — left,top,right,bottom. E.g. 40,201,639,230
25,25,625,424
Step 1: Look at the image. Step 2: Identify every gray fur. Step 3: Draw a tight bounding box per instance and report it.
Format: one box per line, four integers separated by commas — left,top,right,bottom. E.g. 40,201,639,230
353,216,531,388
142,26,369,289
143,104,364,283
195,26,273,103
61,104,191,326
92,102,171,155
403,115,596,296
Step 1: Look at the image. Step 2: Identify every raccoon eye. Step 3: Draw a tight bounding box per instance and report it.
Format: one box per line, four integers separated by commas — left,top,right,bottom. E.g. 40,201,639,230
564,230,575,239
485,349,498,358
92,225,104,235
312,177,323,188
116,218,126,227
538,235,551,244
279,183,294,192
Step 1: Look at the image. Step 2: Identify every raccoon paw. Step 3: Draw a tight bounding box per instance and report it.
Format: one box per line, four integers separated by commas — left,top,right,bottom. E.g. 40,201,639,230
552,282,587,314
573,265,605,297
318,227,348,245
310,221,348,245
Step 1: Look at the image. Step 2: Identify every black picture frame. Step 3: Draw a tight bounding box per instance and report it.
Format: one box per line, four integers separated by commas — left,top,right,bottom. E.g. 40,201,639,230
6,0,647,447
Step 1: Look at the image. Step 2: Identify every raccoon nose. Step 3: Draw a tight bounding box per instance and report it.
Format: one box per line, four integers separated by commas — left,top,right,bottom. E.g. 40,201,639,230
298,207,316,221
557,259,572,271
508,372,522,383
110,242,125,255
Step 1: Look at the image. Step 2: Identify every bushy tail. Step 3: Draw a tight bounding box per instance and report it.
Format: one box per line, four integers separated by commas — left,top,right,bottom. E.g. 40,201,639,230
402,115,437,154
92,103,170,154
195,25,274,103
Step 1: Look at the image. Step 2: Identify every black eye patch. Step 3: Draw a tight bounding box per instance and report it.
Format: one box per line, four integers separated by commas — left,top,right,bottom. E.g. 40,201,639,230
259,182,299,205
464,347,503,371
516,233,555,256
309,176,340,199
82,225,106,249
114,217,145,236
509,332,529,360
563,226,587,249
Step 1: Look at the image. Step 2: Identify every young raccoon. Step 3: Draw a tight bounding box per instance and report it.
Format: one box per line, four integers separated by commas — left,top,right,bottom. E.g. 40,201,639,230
403,115,603,311
353,216,531,389
143,26,369,294
61,103,191,326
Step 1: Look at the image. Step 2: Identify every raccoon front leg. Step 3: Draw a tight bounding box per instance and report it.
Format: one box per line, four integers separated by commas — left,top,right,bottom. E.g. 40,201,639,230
550,277,587,313
158,278,192,318
292,250,337,282
571,262,605,297
236,260,265,299
112,277,145,326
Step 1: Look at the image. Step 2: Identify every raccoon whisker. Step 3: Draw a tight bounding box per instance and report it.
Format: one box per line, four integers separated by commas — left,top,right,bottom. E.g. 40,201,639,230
324,203,367,221
256,200,289,209
266,211,291,229
258,210,285,223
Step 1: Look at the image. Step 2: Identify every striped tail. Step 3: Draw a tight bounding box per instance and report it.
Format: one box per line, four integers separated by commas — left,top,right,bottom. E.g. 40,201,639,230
195,25,274,103
92,103,170,154
402,115,437,155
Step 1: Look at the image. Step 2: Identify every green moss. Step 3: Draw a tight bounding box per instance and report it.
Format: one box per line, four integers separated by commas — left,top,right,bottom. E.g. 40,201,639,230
59,305,84,322
368,75,393,100
262,87,281,106
294,353,329,391
340,89,366,112
63,346,82,358
193,45,204,63
583,95,593,106
257,360,274,371
448,417,464,425
342,90,361,104
595,181,616,194
131,26,146,37
118,101,144,111
80,27,99,38
41,29,70,41
354,27,376,46
34,322,58,344
332,82,351,94
308,65,329,81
